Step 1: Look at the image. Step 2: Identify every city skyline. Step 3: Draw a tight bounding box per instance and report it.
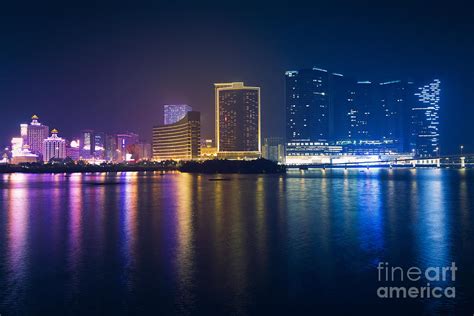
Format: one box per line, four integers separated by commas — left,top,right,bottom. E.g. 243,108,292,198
0,71,455,158
1,3,474,315
0,1,472,155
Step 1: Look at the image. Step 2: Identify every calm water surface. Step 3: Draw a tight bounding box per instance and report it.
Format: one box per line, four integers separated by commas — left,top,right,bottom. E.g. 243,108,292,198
0,169,473,315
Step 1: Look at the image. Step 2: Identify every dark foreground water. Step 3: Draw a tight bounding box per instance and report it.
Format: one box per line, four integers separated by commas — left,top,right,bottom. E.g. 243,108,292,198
0,169,473,315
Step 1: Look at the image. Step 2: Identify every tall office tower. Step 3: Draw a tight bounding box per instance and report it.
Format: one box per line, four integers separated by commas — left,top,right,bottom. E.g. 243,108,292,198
329,73,353,141
285,68,330,143
93,132,106,159
80,130,94,159
152,111,201,161
346,81,375,140
164,104,192,125
377,80,415,152
262,137,285,163
215,82,261,159
26,115,49,156
410,79,441,157
117,132,139,162
42,129,66,162
105,134,118,162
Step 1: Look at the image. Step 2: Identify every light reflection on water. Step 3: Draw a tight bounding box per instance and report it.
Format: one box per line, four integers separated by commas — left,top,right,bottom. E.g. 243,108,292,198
0,169,473,315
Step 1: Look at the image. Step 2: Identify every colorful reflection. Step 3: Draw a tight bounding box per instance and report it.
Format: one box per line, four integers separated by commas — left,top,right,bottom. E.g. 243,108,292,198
4,174,30,310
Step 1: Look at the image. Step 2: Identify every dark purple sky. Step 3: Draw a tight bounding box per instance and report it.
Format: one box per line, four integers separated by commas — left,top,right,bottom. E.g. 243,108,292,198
1,0,473,153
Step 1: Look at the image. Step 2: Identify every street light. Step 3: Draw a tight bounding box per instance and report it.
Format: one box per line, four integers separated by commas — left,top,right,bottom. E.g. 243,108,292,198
460,145,464,156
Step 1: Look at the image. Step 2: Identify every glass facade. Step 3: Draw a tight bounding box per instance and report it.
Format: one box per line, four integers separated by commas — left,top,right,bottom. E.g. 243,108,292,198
377,80,415,152
164,104,192,125
285,67,441,158
410,79,441,157
347,81,374,140
285,68,329,142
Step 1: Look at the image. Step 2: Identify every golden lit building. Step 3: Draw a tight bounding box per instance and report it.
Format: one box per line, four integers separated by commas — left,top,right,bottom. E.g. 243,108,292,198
214,82,261,159
152,111,201,161
200,139,217,159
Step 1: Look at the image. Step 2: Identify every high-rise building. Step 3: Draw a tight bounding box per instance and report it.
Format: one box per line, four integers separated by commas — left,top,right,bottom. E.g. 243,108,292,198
105,134,118,162
42,129,66,162
80,130,94,159
284,67,441,160
164,104,192,125
25,115,49,156
377,80,415,152
20,124,28,143
117,132,139,162
153,111,201,161
285,68,330,143
262,137,285,163
93,132,106,159
215,82,260,159
329,73,353,141
346,81,375,141
410,79,441,157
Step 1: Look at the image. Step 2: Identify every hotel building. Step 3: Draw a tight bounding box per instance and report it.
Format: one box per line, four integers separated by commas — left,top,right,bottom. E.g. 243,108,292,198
26,115,49,156
42,129,66,162
215,82,261,159
152,111,201,161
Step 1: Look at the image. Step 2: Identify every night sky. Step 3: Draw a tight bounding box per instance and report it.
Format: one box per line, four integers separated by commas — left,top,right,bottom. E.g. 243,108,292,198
1,1,472,154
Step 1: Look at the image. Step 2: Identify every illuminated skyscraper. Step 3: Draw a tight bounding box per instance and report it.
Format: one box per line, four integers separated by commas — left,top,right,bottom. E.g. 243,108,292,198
410,79,441,157
93,132,106,159
153,111,201,161
105,134,118,162
329,72,353,141
285,68,330,142
42,129,66,162
164,104,192,125
284,67,441,158
346,81,375,140
80,130,94,159
215,82,260,159
26,115,49,156
377,80,415,152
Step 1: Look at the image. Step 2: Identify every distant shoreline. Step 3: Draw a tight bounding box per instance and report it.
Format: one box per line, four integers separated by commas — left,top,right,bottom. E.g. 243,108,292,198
0,159,286,174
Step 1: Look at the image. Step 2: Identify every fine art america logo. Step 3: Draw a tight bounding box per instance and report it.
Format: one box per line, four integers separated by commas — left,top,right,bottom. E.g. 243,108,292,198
376,262,457,299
